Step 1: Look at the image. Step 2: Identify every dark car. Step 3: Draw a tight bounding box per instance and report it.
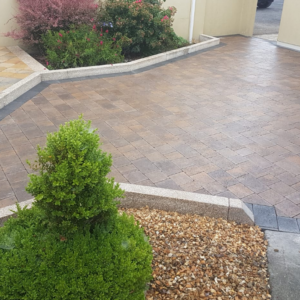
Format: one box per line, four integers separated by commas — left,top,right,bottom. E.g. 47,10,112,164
257,0,274,8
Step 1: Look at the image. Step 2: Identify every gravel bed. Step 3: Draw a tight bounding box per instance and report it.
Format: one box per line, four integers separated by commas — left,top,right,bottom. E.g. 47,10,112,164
122,207,271,300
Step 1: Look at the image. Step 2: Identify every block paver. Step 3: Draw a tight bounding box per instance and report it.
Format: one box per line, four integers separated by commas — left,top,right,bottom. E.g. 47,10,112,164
0,47,34,92
253,205,278,230
1,36,300,218
277,216,300,233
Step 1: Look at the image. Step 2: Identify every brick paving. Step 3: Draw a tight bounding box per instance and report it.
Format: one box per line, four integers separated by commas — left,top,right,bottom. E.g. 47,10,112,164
0,47,34,92
1,36,300,218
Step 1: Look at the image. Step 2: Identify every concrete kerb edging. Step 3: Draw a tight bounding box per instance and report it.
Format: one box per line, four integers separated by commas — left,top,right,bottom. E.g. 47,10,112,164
40,35,220,81
0,183,254,227
7,46,48,72
0,73,42,109
0,35,220,109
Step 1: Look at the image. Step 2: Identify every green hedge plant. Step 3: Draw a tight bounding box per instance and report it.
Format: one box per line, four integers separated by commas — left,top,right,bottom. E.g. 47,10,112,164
0,205,152,300
42,25,125,69
26,116,123,231
0,116,153,299
100,0,187,56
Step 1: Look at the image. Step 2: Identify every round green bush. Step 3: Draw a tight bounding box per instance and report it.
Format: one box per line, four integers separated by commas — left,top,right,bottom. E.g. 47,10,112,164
100,0,187,56
0,117,153,299
42,25,125,70
26,116,124,231
0,206,153,300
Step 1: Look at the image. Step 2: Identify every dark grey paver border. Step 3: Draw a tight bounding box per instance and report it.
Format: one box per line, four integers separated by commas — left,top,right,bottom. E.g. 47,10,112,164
253,204,278,230
246,203,300,233
277,217,300,233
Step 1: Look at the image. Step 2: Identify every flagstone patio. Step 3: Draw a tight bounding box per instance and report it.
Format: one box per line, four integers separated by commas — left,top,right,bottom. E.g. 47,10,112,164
0,47,34,92
1,36,300,218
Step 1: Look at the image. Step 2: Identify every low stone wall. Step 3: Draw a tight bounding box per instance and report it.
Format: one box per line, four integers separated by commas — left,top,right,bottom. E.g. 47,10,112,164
0,183,254,227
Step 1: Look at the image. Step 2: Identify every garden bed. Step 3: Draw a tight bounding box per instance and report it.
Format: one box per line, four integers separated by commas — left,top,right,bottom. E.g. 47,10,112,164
30,35,212,69
40,35,220,81
122,207,271,300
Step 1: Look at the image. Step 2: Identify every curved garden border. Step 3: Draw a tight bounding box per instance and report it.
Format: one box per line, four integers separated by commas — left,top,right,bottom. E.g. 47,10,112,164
0,34,220,110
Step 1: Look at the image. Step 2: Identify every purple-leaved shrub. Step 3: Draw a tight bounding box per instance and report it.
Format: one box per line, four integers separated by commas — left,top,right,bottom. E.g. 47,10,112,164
5,0,99,44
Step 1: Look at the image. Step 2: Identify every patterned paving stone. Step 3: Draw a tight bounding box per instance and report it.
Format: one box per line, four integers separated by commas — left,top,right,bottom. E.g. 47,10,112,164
237,174,269,194
275,200,300,218
258,189,285,206
287,192,300,205
0,47,34,92
1,36,300,218
243,194,272,207
228,183,254,199
155,179,182,190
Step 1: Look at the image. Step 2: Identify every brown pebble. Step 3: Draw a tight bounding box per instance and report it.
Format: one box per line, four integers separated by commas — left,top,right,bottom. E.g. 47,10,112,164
274,249,279,252
120,207,270,299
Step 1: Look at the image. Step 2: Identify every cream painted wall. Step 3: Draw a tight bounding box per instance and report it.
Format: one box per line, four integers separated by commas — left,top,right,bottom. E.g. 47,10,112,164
0,0,265,47
163,0,192,40
203,0,242,36
193,0,206,41
278,0,300,48
240,0,257,36
0,0,19,46
203,0,256,37
164,0,257,40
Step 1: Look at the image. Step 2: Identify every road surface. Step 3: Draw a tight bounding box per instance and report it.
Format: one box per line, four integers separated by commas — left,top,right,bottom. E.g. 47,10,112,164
254,0,285,35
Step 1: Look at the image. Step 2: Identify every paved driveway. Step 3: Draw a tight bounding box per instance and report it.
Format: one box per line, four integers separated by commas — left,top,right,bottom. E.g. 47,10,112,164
254,0,284,35
1,36,300,218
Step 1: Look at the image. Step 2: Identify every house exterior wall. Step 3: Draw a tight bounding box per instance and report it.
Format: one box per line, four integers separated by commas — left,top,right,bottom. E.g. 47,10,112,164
1,0,297,50
278,0,300,50
203,0,243,36
0,0,19,46
239,0,257,37
164,0,257,41
163,0,192,40
201,0,256,37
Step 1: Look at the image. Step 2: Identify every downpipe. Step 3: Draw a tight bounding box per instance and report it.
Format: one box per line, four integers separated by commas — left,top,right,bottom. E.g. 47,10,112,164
189,0,196,43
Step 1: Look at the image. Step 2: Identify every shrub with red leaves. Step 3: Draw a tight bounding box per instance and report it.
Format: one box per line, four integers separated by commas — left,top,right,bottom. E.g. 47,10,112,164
5,0,99,45
42,25,127,69
99,0,188,57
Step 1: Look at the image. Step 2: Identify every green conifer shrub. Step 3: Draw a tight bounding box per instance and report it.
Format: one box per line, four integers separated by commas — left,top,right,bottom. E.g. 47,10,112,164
0,117,153,299
26,116,123,231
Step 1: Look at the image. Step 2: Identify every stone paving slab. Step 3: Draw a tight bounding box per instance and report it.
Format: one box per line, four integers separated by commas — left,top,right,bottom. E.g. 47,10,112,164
277,216,300,233
0,47,34,92
266,230,300,300
253,204,278,230
1,36,300,218
241,203,300,233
